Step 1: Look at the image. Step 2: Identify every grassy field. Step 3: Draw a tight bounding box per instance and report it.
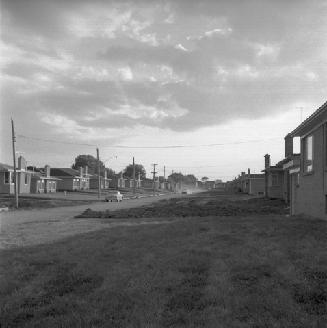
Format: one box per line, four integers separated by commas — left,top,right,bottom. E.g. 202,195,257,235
0,196,326,327
0,195,96,210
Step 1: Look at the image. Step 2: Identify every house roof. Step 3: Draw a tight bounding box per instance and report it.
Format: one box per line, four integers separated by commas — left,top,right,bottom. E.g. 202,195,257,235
50,168,80,177
288,101,327,137
31,172,61,180
89,174,112,180
0,163,14,171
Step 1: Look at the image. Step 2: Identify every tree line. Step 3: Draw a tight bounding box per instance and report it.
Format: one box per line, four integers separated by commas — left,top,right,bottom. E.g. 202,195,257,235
72,154,204,184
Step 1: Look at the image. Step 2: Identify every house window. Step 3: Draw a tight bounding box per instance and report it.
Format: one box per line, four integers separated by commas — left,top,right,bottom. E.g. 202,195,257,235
4,172,10,184
25,174,28,185
303,135,313,173
11,172,15,184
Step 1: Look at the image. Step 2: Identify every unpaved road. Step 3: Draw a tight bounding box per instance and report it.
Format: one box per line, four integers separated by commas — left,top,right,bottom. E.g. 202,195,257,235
0,193,184,249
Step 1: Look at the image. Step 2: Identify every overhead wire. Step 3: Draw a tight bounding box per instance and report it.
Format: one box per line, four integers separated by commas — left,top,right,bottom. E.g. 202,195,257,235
17,134,280,149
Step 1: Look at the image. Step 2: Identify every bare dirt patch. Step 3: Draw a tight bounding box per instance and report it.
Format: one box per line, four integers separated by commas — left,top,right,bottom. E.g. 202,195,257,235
76,193,288,219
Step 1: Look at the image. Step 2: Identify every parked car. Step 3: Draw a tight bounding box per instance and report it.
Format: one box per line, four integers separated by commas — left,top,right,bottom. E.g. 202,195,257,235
105,191,123,202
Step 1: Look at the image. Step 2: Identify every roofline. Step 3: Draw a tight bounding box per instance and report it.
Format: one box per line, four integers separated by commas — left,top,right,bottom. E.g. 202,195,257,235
288,100,327,137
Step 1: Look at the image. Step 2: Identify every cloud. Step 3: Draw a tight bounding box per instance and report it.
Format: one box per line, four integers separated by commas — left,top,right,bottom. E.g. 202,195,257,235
118,66,134,81
1,0,327,142
175,43,189,52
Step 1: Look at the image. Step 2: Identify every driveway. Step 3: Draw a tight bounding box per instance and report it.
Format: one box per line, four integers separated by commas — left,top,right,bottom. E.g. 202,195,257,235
0,193,184,249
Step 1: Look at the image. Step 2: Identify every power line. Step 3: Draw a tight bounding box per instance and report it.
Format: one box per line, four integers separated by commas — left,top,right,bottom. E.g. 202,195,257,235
17,134,96,147
17,134,280,149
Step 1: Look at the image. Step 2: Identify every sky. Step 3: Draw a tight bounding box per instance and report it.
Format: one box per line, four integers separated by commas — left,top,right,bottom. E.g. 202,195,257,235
1,0,326,180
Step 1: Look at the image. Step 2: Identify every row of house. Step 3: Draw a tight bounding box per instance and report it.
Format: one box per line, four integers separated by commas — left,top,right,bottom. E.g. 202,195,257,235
0,160,176,194
225,169,265,196
226,101,327,219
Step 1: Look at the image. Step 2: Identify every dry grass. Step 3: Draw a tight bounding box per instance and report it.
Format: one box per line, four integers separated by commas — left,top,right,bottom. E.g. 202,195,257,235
0,195,95,209
0,195,326,327
76,194,288,219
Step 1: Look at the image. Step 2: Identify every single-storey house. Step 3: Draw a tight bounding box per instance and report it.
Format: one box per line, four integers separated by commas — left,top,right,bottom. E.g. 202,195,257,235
286,101,327,219
30,165,60,193
241,169,265,196
50,167,89,191
0,156,32,194
263,154,286,199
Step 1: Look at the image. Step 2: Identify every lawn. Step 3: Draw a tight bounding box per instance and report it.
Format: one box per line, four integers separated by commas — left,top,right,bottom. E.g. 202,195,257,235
0,195,96,210
0,198,326,327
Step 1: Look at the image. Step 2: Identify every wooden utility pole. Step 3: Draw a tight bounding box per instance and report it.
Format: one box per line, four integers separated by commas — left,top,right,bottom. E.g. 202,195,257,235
151,163,157,194
133,157,136,195
96,148,101,199
164,166,166,180
11,118,18,208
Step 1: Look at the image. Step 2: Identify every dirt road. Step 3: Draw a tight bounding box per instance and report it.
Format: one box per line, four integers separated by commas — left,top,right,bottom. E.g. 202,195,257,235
0,193,184,249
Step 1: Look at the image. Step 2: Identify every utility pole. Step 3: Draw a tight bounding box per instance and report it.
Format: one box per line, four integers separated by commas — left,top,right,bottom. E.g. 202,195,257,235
11,119,18,208
164,166,166,180
96,147,101,199
151,163,157,194
133,156,136,195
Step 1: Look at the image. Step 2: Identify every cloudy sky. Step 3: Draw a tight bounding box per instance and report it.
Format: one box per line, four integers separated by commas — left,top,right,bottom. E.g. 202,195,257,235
1,0,326,180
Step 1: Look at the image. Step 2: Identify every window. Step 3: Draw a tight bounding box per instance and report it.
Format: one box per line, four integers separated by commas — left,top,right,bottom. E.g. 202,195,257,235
304,135,313,173
11,172,15,184
4,172,10,184
25,174,28,185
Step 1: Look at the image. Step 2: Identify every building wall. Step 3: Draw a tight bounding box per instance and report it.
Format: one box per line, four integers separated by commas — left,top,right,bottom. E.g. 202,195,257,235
57,177,79,191
266,171,284,199
18,172,31,194
249,179,265,195
293,125,326,218
0,172,14,194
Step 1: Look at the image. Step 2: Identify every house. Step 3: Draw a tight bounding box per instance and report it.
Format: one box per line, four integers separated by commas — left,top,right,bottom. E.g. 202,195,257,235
282,154,300,204
50,167,89,191
263,155,286,199
30,165,60,193
286,101,327,219
89,170,111,190
205,180,215,189
0,156,32,194
241,169,265,196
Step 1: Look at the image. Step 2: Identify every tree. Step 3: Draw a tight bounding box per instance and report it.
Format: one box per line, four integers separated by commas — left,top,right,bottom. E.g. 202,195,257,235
184,174,197,185
105,168,116,179
168,172,184,184
201,176,209,183
123,163,146,180
72,154,113,176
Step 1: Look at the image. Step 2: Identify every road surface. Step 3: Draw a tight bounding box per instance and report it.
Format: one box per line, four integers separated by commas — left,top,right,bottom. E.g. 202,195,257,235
0,193,184,249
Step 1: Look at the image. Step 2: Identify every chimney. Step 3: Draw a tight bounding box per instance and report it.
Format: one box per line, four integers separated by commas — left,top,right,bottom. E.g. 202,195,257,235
284,134,293,158
84,166,88,176
44,165,50,177
18,156,26,170
264,154,271,169
248,168,250,175
79,167,83,177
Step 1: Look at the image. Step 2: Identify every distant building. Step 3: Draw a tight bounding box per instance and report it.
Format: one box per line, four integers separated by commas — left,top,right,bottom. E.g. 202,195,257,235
0,156,32,194
89,170,111,190
50,167,89,191
241,169,265,196
262,155,285,199
286,101,327,218
30,165,60,193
